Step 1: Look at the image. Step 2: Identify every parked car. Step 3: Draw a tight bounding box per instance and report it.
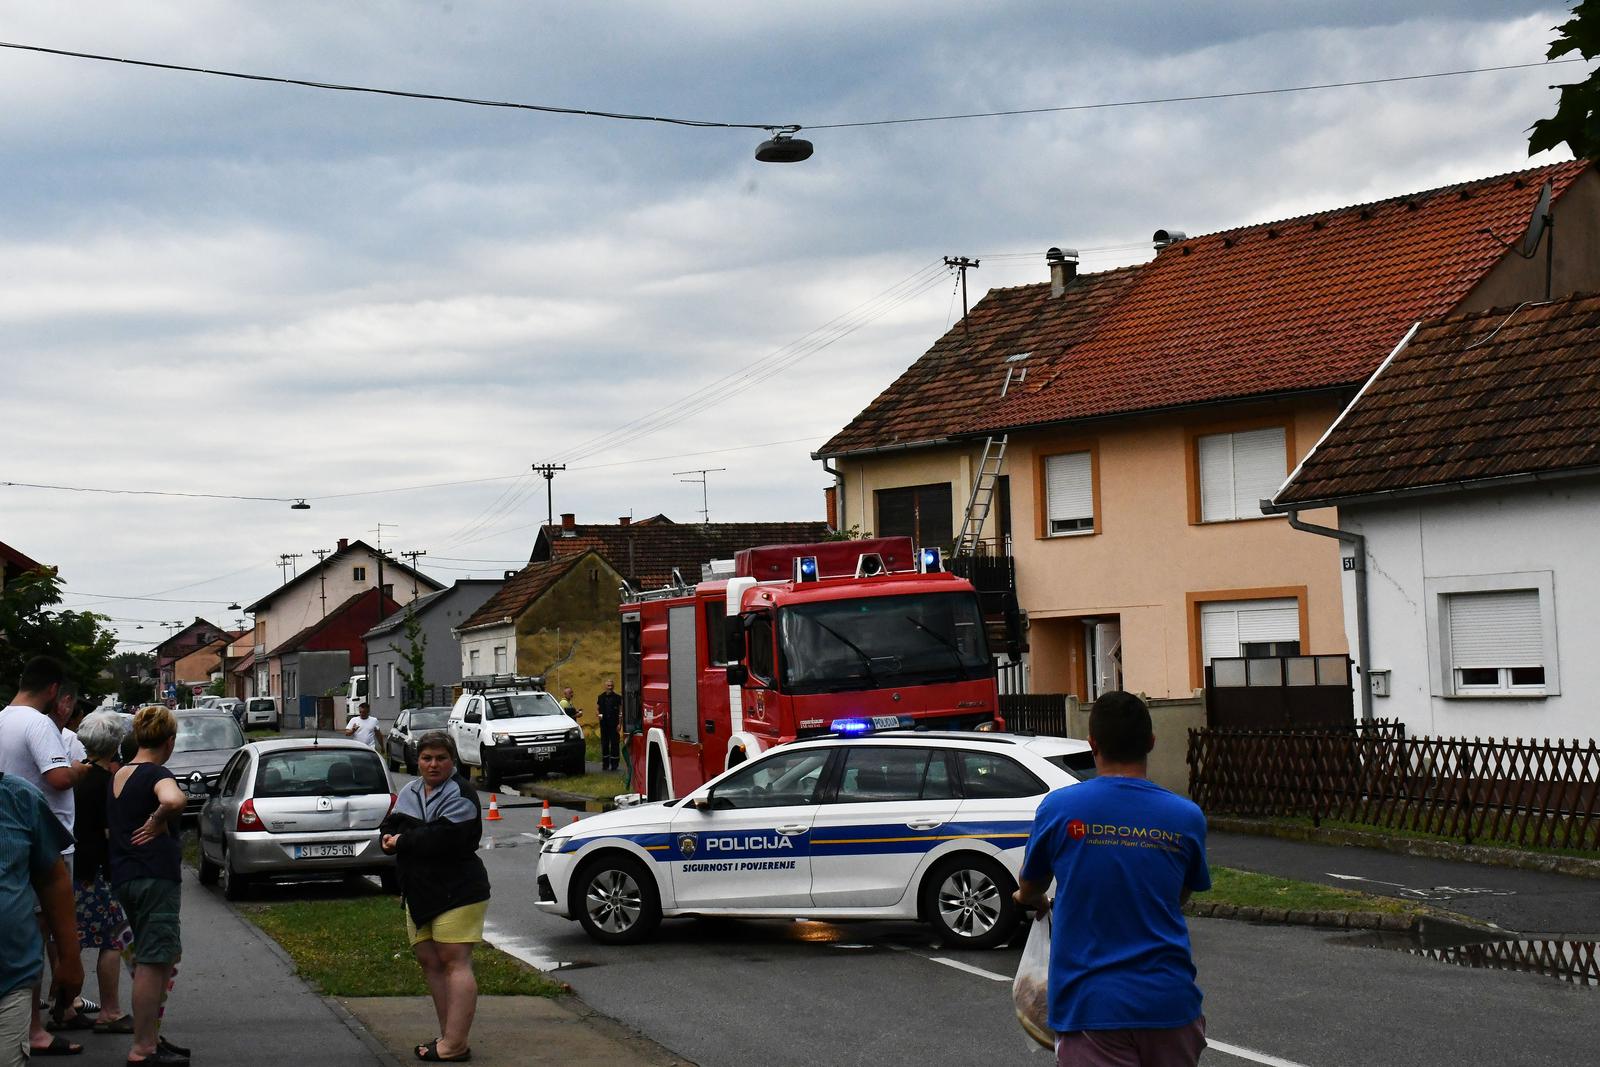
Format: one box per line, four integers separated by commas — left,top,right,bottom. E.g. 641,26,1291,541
386,705,453,775
169,709,248,815
243,696,280,729
196,737,398,899
537,729,1093,948
447,680,584,790
216,697,244,720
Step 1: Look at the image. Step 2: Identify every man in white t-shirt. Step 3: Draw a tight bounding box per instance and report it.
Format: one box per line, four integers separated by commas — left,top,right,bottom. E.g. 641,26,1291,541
0,656,88,1057
344,702,383,751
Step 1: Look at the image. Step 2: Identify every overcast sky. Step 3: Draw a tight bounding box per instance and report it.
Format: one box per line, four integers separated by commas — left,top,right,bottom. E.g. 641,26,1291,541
0,1,1581,651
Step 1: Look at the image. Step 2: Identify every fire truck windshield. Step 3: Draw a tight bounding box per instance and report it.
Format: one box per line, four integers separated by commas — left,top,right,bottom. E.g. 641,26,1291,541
777,592,990,694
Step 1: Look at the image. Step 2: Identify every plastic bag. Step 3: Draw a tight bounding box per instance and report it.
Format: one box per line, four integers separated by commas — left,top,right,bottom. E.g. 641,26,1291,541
1012,912,1056,1049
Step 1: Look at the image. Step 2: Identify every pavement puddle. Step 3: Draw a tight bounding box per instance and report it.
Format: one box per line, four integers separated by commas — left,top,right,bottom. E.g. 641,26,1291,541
1330,922,1600,988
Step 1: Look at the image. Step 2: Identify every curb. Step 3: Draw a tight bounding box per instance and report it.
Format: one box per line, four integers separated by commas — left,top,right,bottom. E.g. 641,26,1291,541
512,781,615,812
1207,816,1600,881
1181,899,1490,937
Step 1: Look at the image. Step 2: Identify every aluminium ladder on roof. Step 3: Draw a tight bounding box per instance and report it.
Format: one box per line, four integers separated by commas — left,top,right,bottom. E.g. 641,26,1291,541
954,435,1007,557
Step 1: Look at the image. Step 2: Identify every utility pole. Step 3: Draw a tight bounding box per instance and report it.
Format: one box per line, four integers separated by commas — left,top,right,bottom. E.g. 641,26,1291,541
944,256,980,335
674,468,726,525
371,523,398,629
401,550,427,599
312,548,331,618
276,553,302,585
532,463,566,531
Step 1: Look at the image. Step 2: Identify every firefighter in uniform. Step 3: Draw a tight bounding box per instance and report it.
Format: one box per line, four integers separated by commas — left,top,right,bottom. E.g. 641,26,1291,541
596,680,623,772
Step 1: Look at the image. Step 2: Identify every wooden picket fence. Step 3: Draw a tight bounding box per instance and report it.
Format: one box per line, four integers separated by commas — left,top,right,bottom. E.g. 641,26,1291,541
1188,720,1600,851
1409,938,1600,988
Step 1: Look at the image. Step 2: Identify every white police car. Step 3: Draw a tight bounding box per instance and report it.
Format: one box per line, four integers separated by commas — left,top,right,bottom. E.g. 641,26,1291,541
536,729,1095,949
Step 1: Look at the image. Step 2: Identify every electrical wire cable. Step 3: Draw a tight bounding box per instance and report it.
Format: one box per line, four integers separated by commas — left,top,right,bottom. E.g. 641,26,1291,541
1,480,293,503
0,40,1579,136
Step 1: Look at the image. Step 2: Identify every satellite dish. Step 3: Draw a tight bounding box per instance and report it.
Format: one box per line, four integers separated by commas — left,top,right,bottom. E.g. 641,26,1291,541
1519,180,1553,259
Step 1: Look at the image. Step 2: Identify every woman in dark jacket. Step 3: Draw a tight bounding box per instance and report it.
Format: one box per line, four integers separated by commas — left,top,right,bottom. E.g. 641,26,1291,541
380,731,489,1063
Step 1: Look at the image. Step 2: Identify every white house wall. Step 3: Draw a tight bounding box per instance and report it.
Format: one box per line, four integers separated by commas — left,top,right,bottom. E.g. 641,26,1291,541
459,624,515,679
1343,479,1600,741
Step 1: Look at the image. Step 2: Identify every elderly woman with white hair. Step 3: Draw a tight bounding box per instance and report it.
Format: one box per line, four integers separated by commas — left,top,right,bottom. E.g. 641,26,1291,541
69,711,136,1033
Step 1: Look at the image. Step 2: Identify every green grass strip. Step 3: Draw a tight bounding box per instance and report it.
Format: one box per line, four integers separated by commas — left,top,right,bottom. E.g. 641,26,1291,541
243,896,567,998
1196,866,1424,916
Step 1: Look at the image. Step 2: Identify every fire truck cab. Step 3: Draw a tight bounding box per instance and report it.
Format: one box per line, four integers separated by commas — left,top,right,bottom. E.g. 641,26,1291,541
621,537,1001,801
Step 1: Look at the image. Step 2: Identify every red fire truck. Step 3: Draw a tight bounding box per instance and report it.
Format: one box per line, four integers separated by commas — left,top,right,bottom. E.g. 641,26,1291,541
620,537,1002,800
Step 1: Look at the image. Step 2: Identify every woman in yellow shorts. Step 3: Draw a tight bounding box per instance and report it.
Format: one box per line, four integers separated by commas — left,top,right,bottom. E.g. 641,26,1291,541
381,732,490,1062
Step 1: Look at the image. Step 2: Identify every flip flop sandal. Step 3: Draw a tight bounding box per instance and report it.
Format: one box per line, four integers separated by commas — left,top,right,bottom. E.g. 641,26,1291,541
31,1035,84,1056
158,1037,191,1057
414,1039,471,1062
75,998,101,1015
46,1013,96,1032
94,1015,136,1034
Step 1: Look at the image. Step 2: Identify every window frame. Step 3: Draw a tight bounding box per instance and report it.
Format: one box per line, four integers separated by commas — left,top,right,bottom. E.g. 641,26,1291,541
1186,587,1309,690
826,746,957,805
1425,572,1559,699
1035,442,1101,539
353,565,367,581
1185,416,1295,525
873,482,955,550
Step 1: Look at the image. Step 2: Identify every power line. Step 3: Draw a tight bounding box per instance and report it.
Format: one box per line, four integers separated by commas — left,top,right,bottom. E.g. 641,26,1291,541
0,40,781,131
2,479,293,502
0,40,1578,136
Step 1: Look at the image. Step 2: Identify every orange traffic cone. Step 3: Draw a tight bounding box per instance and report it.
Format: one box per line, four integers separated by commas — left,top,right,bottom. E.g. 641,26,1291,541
537,799,554,838
486,794,502,822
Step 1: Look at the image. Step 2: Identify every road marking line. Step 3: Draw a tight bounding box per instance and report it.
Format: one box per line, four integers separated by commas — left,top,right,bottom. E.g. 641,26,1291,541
482,920,570,972
928,956,1011,982
1207,1039,1311,1067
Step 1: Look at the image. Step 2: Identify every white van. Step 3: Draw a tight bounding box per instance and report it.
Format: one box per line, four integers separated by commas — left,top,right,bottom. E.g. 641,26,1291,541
244,696,280,729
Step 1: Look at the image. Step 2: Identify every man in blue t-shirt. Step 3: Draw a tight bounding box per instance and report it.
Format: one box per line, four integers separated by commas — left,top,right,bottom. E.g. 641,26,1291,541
1016,690,1209,1066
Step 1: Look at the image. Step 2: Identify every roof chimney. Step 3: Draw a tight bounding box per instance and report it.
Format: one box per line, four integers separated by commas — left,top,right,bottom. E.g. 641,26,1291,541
337,538,349,551
1152,229,1187,250
619,516,631,526
560,513,577,538
1046,247,1079,297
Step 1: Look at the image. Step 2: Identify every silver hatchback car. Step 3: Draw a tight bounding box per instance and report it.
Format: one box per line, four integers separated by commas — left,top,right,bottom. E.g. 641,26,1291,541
196,737,397,899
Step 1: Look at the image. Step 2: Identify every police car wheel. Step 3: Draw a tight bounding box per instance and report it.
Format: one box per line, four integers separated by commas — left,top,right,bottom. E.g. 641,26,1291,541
574,854,661,945
921,854,1019,950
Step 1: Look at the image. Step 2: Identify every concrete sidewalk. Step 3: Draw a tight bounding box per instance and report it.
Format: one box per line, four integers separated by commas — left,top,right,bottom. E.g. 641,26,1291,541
1208,829,1600,937
56,866,690,1067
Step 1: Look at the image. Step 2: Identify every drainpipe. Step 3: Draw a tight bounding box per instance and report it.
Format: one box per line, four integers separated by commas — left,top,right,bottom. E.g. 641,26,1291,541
1281,509,1373,721
822,461,844,532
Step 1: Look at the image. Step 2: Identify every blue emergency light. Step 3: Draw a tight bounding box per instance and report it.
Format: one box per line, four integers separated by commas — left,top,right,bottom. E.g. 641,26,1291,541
830,718,874,735
794,555,819,583
919,547,943,573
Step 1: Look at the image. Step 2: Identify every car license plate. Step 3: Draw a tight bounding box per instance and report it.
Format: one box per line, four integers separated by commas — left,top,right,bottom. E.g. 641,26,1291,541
293,843,356,859
871,715,904,729
532,745,557,756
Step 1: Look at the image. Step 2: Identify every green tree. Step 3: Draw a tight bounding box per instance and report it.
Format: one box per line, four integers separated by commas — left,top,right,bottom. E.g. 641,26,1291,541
0,569,119,705
117,677,153,706
1530,3,1600,159
390,604,428,704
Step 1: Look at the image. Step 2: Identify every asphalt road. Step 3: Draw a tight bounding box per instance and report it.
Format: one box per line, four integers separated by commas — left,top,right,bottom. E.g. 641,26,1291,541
1208,830,1600,937
465,795,1597,1067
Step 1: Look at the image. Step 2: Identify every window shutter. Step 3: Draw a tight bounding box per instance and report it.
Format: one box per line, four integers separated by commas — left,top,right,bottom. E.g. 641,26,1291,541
1045,452,1094,529
1197,434,1234,521
1448,590,1542,668
1231,427,1287,518
1201,598,1299,662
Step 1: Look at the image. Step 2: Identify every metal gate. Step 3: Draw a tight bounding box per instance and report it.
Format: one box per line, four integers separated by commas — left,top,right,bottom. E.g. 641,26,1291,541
1204,654,1354,730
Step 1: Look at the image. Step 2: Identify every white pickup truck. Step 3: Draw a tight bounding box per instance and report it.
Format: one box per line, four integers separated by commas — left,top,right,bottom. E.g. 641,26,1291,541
446,680,585,790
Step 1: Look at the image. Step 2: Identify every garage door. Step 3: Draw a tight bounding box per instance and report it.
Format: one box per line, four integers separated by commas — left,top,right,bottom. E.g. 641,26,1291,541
1201,597,1300,664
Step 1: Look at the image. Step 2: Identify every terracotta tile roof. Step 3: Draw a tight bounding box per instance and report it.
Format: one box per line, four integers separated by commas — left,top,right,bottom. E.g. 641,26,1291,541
954,160,1591,434
816,265,1146,456
531,517,833,590
0,539,45,577
1272,291,1600,508
456,552,602,632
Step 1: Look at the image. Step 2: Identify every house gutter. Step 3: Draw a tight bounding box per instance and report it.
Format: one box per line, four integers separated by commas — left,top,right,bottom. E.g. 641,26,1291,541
1279,509,1372,722
821,461,844,531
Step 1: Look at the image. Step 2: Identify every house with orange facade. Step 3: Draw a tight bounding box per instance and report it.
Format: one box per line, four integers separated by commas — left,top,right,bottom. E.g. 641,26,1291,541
817,160,1600,710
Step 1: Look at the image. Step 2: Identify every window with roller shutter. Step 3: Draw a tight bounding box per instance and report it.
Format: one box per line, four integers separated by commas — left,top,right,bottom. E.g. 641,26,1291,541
1043,451,1095,536
1196,426,1288,522
1446,590,1546,692
1200,597,1301,666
